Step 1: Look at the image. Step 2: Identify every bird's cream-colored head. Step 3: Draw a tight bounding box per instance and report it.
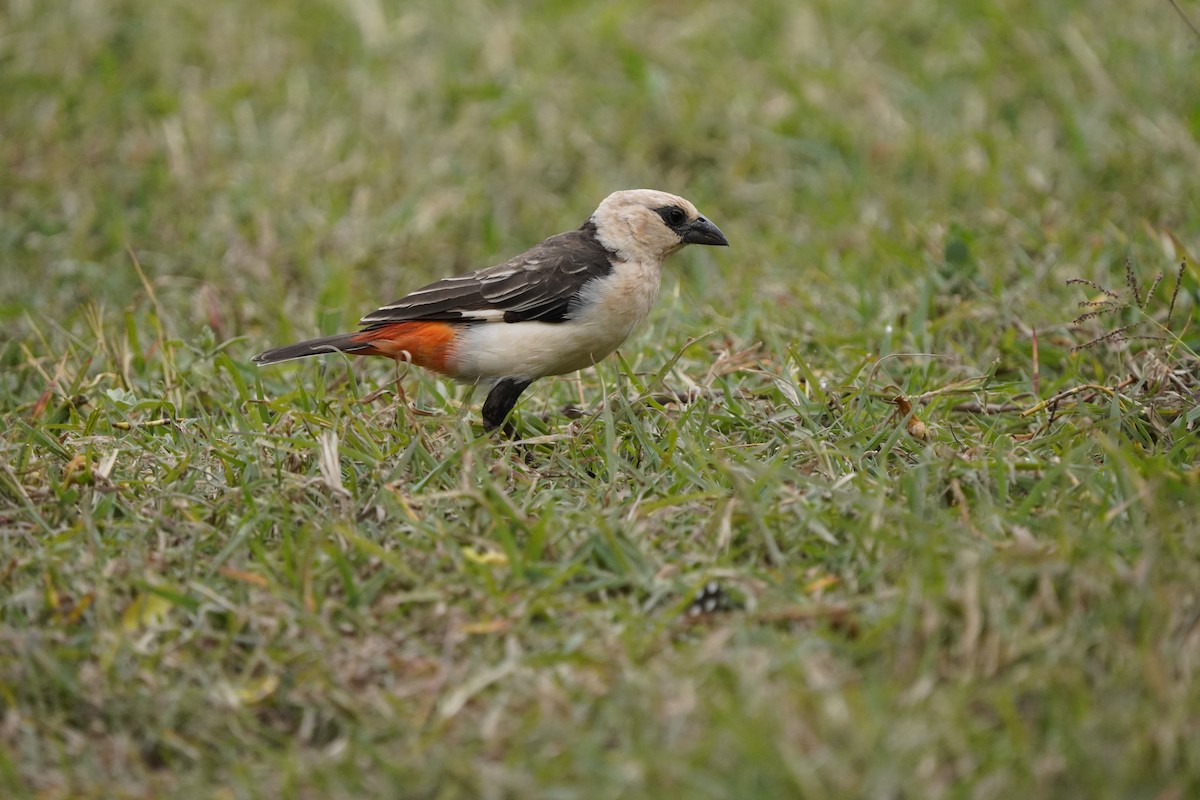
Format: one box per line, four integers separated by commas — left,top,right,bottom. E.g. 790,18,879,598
590,189,728,265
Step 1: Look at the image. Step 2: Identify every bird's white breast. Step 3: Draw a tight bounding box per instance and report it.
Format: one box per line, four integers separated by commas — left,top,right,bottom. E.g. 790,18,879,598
450,258,663,382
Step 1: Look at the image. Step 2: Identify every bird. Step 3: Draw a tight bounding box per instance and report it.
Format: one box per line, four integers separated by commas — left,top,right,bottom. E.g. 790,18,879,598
252,189,729,431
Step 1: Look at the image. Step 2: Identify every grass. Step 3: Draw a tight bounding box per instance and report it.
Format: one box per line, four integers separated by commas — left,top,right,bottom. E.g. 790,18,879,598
2,0,1200,796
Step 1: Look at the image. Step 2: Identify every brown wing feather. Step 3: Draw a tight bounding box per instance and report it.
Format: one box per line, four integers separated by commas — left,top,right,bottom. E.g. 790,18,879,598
359,223,615,327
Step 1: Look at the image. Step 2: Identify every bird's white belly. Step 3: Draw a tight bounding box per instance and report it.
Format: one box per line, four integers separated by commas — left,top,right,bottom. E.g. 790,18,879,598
451,317,636,381
451,264,662,381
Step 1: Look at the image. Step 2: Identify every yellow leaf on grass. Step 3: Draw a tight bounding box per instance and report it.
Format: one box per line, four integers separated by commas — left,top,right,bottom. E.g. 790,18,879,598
461,547,508,566
460,618,512,635
62,454,89,484
233,674,280,705
218,566,270,587
42,571,59,611
122,592,173,631
805,575,840,595
60,592,94,625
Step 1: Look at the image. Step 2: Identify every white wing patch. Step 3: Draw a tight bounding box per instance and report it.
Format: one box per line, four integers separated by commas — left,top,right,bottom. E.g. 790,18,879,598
456,309,507,322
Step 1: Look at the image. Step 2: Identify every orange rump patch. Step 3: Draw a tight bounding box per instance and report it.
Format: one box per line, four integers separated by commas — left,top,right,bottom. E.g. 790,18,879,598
351,321,458,374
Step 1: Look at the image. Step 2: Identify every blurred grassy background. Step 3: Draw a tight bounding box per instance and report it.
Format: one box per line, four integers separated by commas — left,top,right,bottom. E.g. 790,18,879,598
6,0,1196,351
2,0,1200,797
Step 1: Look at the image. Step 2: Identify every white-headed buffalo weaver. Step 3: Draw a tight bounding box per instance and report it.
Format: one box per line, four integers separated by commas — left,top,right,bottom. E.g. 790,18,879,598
252,189,729,430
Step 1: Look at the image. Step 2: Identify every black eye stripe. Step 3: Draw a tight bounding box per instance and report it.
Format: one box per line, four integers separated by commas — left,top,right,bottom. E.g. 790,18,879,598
654,205,689,230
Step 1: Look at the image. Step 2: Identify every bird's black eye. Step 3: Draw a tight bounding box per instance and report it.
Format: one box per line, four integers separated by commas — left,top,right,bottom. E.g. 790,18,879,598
656,205,688,229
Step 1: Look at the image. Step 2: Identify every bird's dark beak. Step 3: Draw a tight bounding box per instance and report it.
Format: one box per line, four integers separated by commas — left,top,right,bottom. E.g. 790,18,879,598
682,216,729,247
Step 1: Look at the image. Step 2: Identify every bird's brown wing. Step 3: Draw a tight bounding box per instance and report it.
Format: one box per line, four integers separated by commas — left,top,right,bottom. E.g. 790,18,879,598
359,224,615,327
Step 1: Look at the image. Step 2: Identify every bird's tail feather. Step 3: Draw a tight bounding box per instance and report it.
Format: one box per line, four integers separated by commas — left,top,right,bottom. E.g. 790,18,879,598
251,333,375,365
252,321,458,373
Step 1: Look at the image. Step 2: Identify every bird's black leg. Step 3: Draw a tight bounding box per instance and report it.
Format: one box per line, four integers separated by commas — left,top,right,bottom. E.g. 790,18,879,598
482,378,533,433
